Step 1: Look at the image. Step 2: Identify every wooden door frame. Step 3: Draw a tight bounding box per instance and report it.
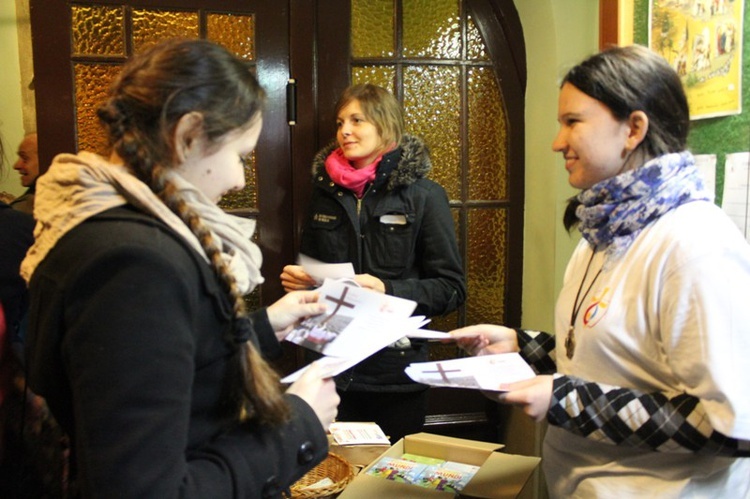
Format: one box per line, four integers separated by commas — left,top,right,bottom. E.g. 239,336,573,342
467,0,526,328
289,0,351,256
30,0,293,303
599,0,634,49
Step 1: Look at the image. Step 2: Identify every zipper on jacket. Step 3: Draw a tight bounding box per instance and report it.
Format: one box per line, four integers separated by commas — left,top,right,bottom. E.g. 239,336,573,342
355,185,373,271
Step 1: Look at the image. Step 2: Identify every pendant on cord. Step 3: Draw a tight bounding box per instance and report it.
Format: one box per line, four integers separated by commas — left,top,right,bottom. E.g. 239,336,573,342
565,325,575,359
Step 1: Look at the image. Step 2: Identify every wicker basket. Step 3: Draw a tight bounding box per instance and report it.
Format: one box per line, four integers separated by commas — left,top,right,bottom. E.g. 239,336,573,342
289,452,356,499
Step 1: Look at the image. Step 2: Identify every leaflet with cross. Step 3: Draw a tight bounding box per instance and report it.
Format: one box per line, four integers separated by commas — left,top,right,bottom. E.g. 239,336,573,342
281,278,427,383
404,353,535,391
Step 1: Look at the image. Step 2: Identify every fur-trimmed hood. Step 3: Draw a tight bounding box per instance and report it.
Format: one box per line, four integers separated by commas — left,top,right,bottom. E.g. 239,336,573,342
311,134,432,191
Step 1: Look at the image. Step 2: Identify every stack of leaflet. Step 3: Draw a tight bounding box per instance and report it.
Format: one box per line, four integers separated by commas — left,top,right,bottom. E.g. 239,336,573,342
281,276,429,383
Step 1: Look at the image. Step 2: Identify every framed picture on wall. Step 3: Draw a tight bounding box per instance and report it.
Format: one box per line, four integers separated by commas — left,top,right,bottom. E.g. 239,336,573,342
649,0,744,120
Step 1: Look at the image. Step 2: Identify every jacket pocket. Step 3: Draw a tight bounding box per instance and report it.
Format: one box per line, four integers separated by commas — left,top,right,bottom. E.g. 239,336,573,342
371,210,415,269
303,202,350,262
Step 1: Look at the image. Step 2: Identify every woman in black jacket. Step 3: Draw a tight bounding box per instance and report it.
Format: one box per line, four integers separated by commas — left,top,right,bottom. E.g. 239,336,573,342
282,84,465,443
22,39,338,498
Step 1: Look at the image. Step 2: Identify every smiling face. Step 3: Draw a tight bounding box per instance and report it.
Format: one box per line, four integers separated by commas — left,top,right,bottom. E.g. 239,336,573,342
176,115,263,202
336,99,389,169
14,133,39,187
552,83,633,190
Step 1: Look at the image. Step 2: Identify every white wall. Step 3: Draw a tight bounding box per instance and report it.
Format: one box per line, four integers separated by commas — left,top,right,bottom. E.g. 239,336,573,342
508,2,599,497
0,0,27,197
516,0,597,334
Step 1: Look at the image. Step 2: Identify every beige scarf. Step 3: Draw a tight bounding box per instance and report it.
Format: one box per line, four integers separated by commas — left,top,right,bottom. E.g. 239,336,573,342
21,152,264,294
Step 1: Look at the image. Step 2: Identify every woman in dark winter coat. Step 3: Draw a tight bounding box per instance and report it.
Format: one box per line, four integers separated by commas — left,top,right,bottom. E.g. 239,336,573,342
281,84,465,443
22,39,339,498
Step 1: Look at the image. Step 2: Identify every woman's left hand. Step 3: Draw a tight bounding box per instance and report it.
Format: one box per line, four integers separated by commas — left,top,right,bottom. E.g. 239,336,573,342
485,375,554,422
266,290,327,340
354,273,385,293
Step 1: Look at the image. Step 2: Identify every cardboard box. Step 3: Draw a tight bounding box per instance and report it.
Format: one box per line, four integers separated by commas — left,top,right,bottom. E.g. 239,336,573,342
328,434,391,468
338,432,540,498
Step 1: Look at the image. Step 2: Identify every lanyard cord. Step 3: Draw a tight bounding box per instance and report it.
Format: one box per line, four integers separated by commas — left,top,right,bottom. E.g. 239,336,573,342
565,250,604,359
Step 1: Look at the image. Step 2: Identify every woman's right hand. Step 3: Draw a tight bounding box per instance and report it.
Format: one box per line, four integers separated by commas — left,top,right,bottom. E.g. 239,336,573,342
280,265,317,293
286,363,339,430
449,324,519,356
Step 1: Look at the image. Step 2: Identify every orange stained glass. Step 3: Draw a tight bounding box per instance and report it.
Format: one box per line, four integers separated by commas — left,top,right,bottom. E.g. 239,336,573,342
468,66,508,200
351,0,394,58
467,15,489,61
219,151,258,211
403,65,461,201
71,5,125,57
403,0,460,59
466,207,507,325
131,8,199,53
74,63,123,156
206,13,255,60
351,66,396,94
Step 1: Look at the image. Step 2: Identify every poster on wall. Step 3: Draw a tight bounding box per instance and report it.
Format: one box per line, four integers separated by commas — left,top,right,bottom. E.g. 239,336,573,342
649,0,744,120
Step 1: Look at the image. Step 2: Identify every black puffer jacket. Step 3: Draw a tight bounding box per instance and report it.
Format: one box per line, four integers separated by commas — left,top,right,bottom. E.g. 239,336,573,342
300,135,466,392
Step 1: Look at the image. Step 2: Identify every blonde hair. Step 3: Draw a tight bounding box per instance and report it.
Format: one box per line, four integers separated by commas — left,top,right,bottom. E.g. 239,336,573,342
335,84,404,146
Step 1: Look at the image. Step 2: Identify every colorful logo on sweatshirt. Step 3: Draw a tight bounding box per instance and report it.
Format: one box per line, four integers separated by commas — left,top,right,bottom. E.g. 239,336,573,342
583,286,610,328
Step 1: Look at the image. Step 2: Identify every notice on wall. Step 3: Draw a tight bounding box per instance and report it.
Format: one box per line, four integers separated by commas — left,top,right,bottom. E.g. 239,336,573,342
694,153,717,202
721,152,750,243
649,0,744,119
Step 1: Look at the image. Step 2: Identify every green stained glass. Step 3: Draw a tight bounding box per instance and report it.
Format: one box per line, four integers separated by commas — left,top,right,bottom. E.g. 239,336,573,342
467,15,489,61
403,0,460,59
351,65,396,94
468,66,508,200
403,65,461,201
351,0,394,58
466,208,507,324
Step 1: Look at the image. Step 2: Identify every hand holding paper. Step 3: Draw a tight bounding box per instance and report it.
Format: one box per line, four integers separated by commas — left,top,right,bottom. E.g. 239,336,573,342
449,324,519,356
298,254,356,285
404,353,535,391
281,278,425,383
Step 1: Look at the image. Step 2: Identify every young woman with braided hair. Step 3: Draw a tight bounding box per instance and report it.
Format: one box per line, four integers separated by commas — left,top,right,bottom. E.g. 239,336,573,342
451,45,750,497
21,39,338,497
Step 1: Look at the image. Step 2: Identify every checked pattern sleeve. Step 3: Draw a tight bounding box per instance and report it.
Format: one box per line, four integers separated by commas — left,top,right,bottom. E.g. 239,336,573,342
548,375,750,457
513,328,557,375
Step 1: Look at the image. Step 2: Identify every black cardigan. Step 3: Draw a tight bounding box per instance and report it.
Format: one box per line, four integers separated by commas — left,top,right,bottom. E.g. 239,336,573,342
27,205,327,498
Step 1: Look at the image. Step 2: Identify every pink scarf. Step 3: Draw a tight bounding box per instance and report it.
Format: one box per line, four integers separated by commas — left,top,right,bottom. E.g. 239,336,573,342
324,148,381,198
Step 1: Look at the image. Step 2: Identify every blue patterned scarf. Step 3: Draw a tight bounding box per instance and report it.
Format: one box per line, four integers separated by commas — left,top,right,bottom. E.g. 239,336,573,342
576,151,711,263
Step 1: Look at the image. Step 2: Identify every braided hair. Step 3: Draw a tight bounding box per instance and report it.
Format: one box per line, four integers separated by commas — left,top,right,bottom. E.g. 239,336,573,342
97,39,289,426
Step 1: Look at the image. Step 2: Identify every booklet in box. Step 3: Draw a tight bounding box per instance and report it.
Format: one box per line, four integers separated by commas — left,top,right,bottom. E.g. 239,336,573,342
365,456,429,484
339,432,540,499
414,461,480,493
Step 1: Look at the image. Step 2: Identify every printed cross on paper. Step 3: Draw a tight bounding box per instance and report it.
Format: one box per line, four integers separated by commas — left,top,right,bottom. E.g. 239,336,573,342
423,363,462,382
319,286,356,325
